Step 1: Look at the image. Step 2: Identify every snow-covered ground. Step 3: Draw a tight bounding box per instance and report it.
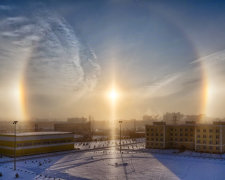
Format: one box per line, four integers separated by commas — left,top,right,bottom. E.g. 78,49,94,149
1,139,225,179
74,138,145,150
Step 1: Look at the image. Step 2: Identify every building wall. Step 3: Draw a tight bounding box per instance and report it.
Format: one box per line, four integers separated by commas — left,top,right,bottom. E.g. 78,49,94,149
165,125,195,150
0,143,73,157
146,123,225,153
195,125,222,153
146,125,165,149
0,133,74,157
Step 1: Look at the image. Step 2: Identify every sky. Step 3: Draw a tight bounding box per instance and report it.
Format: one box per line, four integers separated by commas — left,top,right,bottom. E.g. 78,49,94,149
1,0,225,121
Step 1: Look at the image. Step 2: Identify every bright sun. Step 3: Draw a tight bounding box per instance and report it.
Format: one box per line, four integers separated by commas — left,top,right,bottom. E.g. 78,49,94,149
108,88,119,102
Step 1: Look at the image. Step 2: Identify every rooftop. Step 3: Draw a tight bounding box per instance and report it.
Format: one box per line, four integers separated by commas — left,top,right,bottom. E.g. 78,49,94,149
0,131,72,137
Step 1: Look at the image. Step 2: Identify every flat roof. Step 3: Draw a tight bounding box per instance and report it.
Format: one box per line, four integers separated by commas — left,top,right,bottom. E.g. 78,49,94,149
0,131,73,137
146,124,225,127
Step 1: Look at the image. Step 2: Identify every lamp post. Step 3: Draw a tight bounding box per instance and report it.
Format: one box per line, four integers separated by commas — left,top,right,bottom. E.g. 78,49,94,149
119,121,122,153
13,121,18,171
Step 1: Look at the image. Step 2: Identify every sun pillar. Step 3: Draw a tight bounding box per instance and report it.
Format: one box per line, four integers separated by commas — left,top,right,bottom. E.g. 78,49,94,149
107,84,120,140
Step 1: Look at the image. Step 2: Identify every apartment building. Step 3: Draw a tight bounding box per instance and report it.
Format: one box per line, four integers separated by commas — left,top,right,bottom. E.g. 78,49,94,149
146,121,225,153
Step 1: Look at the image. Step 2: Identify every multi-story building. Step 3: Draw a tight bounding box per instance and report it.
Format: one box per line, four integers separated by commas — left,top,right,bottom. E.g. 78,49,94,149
195,122,225,153
0,132,74,157
146,121,225,153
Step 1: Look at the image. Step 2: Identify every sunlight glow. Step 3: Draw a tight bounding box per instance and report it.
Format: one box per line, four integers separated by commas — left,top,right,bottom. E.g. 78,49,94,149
108,88,119,103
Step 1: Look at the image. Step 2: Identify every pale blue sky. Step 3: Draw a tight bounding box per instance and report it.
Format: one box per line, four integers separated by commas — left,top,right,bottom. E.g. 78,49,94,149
1,0,225,120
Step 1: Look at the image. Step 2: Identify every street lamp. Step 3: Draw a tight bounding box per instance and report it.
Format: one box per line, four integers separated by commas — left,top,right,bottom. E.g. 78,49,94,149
119,121,123,153
13,121,18,171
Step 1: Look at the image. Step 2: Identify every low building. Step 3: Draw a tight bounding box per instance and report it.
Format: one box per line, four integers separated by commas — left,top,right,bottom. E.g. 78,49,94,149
0,132,74,157
34,122,55,131
146,121,225,153
67,117,87,124
55,122,91,135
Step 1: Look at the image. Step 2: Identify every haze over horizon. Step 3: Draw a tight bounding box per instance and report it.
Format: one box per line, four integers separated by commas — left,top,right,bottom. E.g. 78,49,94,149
1,0,225,121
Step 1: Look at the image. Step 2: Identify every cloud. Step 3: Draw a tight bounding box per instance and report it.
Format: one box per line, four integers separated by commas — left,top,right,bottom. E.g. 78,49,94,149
191,49,225,64
133,67,200,98
0,5,101,118
0,5,11,10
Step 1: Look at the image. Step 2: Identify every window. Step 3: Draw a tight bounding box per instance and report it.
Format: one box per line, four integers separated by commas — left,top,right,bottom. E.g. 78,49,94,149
216,135,219,139
216,129,219,133
203,129,206,132
185,128,188,132
197,135,200,138
209,135,212,138
203,135,206,138
209,129,213,133
197,129,200,132
197,140,200,143
203,140,206,144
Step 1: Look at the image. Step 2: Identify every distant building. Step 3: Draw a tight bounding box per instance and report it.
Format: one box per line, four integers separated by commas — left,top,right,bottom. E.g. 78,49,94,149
163,112,183,124
34,122,54,131
146,121,225,153
0,132,74,157
67,117,87,124
143,115,154,121
55,121,91,135
184,114,204,124
0,121,36,133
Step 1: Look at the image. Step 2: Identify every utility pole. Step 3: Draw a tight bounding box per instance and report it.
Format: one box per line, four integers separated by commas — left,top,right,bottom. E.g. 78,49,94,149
13,121,18,171
119,121,122,153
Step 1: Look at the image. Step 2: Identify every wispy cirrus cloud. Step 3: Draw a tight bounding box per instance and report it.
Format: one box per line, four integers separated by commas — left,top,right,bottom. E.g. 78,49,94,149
0,5,101,118
0,5,11,10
